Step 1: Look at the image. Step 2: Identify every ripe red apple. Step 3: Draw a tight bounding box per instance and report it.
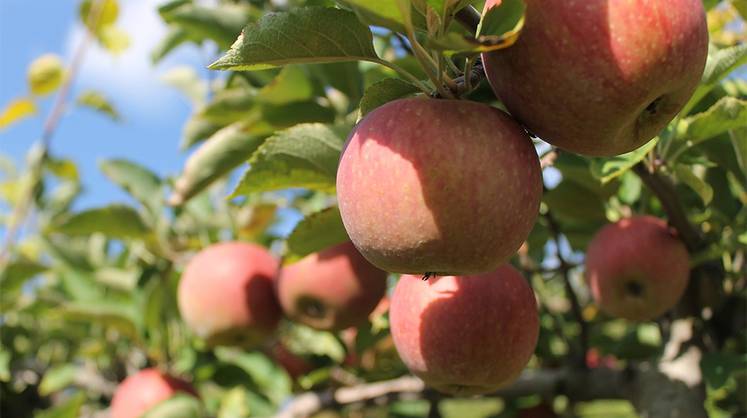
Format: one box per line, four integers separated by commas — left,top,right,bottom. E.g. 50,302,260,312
110,368,197,418
337,97,542,275
270,342,315,379
177,242,282,347
585,216,691,321
276,242,387,331
482,0,708,156
389,265,539,396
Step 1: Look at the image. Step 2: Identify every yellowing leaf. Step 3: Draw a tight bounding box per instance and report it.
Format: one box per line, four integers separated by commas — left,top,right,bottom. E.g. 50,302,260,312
27,54,65,96
97,25,131,54
0,98,37,130
80,0,119,31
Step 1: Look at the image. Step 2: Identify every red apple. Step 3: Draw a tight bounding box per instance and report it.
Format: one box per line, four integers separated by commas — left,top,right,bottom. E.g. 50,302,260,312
482,0,708,156
390,265,539,396
337,97,542,275
110,369,197,418
585,216,691,321
277,242,387,331
177,242,282,347
271,343,315,379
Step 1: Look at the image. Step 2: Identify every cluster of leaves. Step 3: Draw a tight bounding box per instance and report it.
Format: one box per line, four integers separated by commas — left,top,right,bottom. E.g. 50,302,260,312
1,0,746,417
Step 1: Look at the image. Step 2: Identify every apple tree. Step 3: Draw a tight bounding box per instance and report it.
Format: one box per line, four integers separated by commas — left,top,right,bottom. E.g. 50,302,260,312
1,0,746,417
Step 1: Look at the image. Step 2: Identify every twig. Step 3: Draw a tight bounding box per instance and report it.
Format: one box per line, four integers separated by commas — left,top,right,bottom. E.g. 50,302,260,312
455,6,481,34
540,149,559,169
544,211,590,366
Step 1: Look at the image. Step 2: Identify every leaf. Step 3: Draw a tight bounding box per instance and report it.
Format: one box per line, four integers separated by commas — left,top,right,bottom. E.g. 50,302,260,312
27,54,65,96
200,88,255,125
79,0,119,31
97,25,131,54
160,3,252,49
359,78,420,117
214,348,291,405
283,323,346,362
677,97,747,148
231,124,344,197
52,205,149,239
34,392,86,418
286,206,349,259
337,0,428,33
684,43,747,114
160,66,208,106
46,158,80,181
674,164,713,205
0,97,37,130
76,90,121,121
170,122,265,206
39,364,78,396
544,181,608,223
141,394,204,418
590,137,658,183
256,66,314,105
56,302,140,341
0,348,9,382
181,115,223,150
701,352,747,390
0,260,46,295
152,28,192,64
99,159,162,212
730,128,747,179
209,7,378,71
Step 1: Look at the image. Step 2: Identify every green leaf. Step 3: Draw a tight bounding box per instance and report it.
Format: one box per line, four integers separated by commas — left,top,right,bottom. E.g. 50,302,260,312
152,28,191,64
209,7,378,71
160,3,252,49
544,182,608,223
286,206,349,259
256,66,314,105
338,0,427,33
674,164,713,205
99,159,162,212
52,205,149,239
34,392,86,418
160,67,208,107
141,394,204,418
181,115,223,150
56,302,140,341
283,323,346,362
76,90,121,121
730,128,747,179
0,348,10,382
676,97,747,150
39,364,78,396
0,97,37,130
684,43,747,114
0,260,46,295
359,78,420,117
214,348,291,405
231,124,344,197
701,352,747,390
200,88,255,125
590,137,658,183
170,122,265,206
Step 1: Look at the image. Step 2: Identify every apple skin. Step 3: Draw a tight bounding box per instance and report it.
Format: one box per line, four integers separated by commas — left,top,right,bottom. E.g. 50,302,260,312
277,242,387,331
177,242,282,347
585,216,691,321
482,0,708,156
337,97,542,275
389,265,539,396
110,369,197,418
271,343,315,379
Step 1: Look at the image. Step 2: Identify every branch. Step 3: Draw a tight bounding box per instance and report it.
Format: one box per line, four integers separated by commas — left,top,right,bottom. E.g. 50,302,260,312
455,6,481,34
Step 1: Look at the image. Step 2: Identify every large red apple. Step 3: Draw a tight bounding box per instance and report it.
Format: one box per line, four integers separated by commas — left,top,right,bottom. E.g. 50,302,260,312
389,265,539,396
110,368,197,418
276,242,387,331
482,0,708,156
585,216,691,321
336,98,542,275
177,242,282,347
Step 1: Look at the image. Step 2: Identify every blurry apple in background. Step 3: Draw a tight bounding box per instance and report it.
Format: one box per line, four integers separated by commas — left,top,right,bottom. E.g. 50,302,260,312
110,369,197,418
177,242,282,347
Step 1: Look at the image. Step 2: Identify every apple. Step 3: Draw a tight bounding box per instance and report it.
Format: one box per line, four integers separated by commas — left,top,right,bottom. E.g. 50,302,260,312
336,97,542,275
177,242,282,347
276,242,387,331
517,403,557,418
110,368,197,418
482,0,708,156
389,265,539,396
270,342,315,379
585,216,691,321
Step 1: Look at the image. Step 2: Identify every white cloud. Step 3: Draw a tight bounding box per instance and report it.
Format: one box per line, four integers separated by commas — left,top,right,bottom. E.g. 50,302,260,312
67,0,206,116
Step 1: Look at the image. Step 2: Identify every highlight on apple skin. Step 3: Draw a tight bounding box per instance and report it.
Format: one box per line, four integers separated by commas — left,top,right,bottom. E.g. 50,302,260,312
110,368,197,418
389,265,539,396
585,215,691,321
177,242,282,348
482,0,708,156
276,241,388,331
336,97,542,276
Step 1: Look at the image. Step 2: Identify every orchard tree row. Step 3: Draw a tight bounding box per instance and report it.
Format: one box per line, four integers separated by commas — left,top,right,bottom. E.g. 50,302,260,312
1,0,746,418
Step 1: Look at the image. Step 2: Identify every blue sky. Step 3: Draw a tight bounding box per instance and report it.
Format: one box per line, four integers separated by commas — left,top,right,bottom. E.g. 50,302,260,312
1,0,210,210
